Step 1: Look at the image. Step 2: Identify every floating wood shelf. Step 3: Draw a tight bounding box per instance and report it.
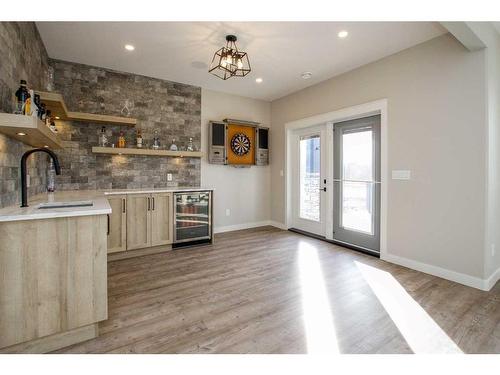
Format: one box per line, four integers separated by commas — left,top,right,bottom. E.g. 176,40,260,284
0,113,63,149
36,91,137,126
92,147,203,158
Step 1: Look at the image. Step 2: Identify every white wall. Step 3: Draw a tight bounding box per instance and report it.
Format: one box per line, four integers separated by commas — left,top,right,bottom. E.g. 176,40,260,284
466,23,500,283
201,88,272,232
270,34,488,283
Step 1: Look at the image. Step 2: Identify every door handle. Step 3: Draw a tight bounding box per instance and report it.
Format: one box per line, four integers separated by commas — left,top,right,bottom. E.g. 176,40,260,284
320,187,326,192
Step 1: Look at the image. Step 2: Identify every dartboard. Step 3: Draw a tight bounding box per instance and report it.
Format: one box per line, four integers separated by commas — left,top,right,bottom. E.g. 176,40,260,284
230,133,251,156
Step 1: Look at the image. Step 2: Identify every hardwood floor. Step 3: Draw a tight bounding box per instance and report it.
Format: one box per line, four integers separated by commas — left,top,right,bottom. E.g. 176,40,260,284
53,226,500,354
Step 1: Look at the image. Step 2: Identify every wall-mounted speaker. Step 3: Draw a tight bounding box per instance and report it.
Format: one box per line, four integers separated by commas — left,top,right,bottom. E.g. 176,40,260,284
208,121,227,165
255,127,269,166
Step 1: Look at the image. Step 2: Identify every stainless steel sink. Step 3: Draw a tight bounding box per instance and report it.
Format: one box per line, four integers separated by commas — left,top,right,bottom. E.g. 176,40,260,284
37,201,94,209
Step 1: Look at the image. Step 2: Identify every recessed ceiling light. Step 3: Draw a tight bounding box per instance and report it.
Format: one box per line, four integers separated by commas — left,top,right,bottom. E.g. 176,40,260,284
301,72,313,80
17,132,26,136
338,30,349,39
44,145,49,148
255,78,263,83
124,44,135,51
55,116,60,120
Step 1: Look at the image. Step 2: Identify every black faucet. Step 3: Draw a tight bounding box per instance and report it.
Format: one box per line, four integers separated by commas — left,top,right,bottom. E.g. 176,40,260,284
20,148,61,207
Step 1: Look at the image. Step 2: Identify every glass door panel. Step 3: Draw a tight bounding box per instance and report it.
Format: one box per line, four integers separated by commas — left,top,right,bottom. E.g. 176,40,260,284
292,126,326,236
333,115,380,252
341,181,374,235
299,135,321,222
342,129,373,181
174,192,211,243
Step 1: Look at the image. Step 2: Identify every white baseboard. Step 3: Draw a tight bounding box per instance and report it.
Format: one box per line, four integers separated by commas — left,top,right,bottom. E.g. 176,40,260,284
214,220,288,234
484,267,500,291
214,224,500,291
382,253,489,291
269,220,287,230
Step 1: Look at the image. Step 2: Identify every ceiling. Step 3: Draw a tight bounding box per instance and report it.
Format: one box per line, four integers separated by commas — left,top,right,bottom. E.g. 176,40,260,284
36,22,446,101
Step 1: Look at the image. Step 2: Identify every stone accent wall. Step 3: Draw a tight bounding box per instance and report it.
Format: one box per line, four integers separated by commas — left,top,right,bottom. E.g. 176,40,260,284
0,23,201,208
0,22,50,208
51,60,201,190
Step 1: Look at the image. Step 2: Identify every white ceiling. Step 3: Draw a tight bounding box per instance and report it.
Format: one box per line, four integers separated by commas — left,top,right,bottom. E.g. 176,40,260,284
36,22,446,101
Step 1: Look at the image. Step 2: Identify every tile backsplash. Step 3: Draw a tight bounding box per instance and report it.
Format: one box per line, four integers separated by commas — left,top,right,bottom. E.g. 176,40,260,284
0,22,50,208
0,22,202,208
51,60,201,190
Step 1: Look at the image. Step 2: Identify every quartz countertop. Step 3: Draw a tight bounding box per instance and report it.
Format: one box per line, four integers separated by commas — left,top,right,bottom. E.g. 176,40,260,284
0,190,111,222
0,187,213,222
102,187,214,195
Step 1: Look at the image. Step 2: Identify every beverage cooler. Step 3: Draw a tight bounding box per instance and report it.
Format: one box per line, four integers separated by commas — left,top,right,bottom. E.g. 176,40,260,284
173,191,212,246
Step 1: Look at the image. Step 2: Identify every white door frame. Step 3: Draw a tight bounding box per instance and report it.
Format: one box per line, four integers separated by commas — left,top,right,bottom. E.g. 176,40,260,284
290,125,327,236
284,99,388,257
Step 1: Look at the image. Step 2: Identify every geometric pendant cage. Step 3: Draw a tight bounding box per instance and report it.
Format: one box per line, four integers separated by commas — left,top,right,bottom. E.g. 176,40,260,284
209,35,251,80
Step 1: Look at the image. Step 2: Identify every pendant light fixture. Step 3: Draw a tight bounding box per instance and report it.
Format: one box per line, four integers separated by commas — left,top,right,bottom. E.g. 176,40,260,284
209,35,251,80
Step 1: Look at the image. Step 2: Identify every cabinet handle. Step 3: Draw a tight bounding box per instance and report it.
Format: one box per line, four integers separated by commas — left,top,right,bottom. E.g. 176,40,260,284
152,197,155,211
147,197,150,211
122,198,126,213
107,214,110,235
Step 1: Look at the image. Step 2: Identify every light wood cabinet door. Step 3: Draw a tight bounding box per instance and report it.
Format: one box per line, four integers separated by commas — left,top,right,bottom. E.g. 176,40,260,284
126,194,151,250
107,195,127,253
151,192,173,246
0,215,107,349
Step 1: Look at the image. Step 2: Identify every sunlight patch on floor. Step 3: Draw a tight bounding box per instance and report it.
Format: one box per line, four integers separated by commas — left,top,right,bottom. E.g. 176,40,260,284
355,261,462,354
298,241,339,354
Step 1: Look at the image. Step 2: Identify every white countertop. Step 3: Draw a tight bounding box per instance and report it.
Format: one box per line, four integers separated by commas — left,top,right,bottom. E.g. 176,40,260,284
0,191,111,222
0,187,213,223
103,187,214,195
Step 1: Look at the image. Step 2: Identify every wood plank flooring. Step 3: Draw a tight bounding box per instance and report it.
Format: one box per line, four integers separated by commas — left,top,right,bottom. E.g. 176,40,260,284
53,226,500,354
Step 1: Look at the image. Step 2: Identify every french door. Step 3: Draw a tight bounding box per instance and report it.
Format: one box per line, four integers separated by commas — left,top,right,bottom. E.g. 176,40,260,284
332,115,381,252
291,126,327,236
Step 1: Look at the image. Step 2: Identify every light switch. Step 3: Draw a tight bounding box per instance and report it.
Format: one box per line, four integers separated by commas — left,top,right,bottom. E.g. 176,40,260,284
392,170,411,180
167,173,173,181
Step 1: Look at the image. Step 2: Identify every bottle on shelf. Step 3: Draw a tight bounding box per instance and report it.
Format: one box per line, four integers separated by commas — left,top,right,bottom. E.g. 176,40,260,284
45,110,52,127
23,95,32,116
27,89,37,117
152,130,160,150
14,80,29,115
47,159,56,193
39,103,46,121
169,138,178,151
34,94,41,118
118,131,126,148
187,137,194,152
136,129,143,148
49,117,57,133
99,126,108,147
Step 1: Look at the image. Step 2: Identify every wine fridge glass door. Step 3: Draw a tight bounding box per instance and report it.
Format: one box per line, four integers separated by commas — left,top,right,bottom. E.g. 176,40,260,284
174,192,211,243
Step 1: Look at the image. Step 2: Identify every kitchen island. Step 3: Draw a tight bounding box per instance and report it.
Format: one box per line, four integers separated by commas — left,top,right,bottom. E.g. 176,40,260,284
0,187,213,353
0,191,111,353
